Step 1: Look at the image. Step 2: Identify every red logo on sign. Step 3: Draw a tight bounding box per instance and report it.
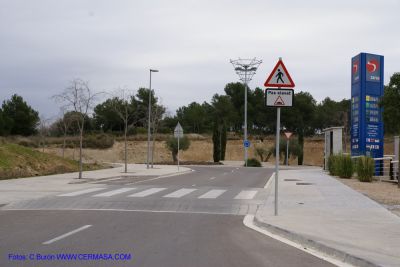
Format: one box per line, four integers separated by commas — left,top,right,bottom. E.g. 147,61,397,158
352,61,358,74
366,59,379,73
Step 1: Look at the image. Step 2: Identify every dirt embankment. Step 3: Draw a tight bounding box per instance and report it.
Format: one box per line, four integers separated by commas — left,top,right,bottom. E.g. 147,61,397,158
42,137,328,166
0,143,102,179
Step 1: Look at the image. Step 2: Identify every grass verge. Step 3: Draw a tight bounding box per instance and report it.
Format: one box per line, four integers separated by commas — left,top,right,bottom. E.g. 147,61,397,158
0,143,105,180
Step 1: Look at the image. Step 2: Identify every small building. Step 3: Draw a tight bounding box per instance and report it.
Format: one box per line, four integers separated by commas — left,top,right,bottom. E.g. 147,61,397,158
323,127,344,170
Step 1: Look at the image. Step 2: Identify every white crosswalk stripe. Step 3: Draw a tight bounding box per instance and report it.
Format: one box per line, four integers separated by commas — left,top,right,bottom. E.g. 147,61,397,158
198,189,226,199
128,188,167,197
57,187,262,201
234,190,258,200
92,188,136,197
58,188,105,197
163,188,197,198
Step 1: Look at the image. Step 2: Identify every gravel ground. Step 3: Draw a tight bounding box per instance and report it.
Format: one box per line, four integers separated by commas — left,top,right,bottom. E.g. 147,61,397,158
336,177,400,217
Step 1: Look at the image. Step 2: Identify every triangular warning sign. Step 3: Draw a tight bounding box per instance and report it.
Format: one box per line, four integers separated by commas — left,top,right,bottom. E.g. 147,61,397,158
274,96,285,106
264,59,295,88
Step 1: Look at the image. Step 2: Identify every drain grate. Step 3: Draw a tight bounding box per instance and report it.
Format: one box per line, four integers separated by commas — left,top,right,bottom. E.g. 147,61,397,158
284,179,301,181
296,182,313,185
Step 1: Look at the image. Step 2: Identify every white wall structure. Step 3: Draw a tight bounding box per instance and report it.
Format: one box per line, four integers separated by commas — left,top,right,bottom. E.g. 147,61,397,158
323,127,344,170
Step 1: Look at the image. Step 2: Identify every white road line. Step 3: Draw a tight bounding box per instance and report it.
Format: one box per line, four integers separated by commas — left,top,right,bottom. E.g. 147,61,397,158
128,188,167,197
43,225,92,245
209,177,216,180
243,215,353,267
163,188,197,198
198,189,226,199
92,188,136,197
58,188,105,197
192,184,196,187
234,190,258,200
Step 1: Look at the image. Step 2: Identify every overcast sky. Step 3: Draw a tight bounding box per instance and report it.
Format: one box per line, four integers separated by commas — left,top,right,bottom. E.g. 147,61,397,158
1,0,399,119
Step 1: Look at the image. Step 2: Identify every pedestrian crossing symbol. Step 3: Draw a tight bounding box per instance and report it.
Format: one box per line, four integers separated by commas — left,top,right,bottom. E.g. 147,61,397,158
264,59,295,88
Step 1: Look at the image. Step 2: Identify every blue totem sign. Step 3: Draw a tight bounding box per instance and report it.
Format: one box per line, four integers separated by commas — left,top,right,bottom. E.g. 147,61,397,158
351,53,384,174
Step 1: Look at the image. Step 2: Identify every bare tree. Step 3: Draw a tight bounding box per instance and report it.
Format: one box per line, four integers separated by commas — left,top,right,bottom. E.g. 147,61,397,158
57,107,75,158
38,115,51,153
53,79,100,179
110,88,136,173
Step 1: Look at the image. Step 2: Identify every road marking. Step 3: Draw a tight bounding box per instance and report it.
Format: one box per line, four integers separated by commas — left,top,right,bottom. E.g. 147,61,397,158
92,188,136,197
128,188,167,197
58,188,105,197
43,225,92,245
198,189,226,199
234,190,258,200
209,177,216,180
231,170,234,173
192,184,196,187
163,188,197,198
243,215,353,267
125,169,194,185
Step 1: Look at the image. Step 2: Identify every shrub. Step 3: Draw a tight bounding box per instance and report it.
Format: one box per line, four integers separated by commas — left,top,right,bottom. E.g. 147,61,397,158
245,158,262,167
357,156,374,182
328,154,340,176
165,136,190,163
82,134,114,149
338,154,353,178
255,147,269,162
328,154,353,178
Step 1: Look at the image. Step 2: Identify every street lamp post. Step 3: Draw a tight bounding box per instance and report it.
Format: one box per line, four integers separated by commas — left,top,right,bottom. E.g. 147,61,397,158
147,69,159,169
230,58,262,166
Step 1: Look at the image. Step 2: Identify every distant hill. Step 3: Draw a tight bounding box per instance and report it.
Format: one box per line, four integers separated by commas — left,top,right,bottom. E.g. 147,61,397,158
0,143,102,179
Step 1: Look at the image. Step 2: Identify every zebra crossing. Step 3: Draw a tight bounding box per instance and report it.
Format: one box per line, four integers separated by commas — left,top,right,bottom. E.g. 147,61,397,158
56,186,265,201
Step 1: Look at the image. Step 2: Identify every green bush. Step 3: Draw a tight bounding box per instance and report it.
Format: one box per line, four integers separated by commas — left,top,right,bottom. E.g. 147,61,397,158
165,136,190,163
328,154,340,176
245,158,262,167
328,154,354,178
338,154,353,178
357,156,374,182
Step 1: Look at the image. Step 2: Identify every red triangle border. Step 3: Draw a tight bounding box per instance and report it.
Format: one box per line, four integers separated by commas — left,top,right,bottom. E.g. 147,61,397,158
264,60,295,88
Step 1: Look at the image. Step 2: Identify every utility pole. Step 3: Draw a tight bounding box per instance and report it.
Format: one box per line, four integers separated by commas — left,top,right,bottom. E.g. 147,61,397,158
147,69,158,169
230,58,262,166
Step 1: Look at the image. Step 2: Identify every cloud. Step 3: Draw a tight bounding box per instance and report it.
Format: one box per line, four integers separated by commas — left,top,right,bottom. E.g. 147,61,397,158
0,0,399,118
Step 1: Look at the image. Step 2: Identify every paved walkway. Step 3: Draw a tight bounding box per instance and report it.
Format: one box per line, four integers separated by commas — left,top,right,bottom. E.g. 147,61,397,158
255,168,400,267
0,164,191,206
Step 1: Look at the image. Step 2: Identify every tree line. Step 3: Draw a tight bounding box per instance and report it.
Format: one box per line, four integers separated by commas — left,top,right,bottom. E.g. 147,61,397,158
1,73,399,163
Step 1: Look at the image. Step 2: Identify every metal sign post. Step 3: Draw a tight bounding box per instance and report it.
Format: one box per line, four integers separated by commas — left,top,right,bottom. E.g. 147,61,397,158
264,57,295,216
275,107,281,216
174,122,184,171
177,135,180,171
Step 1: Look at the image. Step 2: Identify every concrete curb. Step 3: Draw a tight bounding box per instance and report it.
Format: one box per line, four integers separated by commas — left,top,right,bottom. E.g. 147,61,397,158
253,215,381,267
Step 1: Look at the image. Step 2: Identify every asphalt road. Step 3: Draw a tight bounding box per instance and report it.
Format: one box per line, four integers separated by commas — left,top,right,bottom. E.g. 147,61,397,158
0,166,335,267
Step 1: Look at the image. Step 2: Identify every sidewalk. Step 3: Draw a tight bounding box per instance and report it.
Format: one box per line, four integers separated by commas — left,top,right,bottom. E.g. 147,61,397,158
255,168,400,267
0,164,191,206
